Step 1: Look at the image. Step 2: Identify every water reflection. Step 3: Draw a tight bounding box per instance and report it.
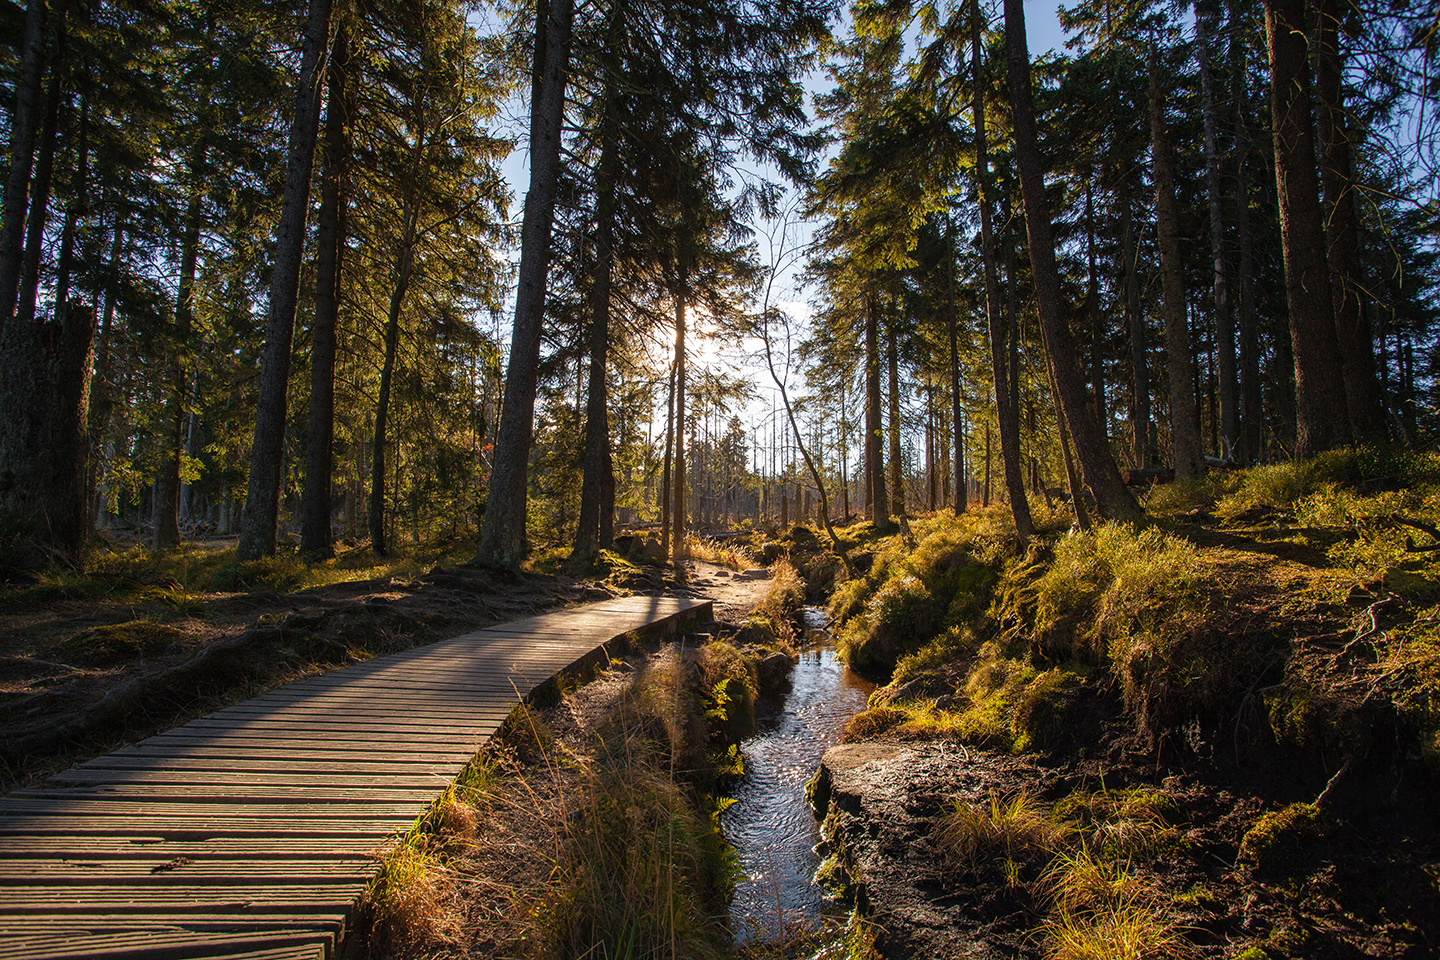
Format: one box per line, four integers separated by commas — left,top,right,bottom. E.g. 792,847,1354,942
724,609,875,941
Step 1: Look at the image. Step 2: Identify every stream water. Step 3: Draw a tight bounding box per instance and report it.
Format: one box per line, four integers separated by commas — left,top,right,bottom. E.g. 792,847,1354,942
723,608,876,942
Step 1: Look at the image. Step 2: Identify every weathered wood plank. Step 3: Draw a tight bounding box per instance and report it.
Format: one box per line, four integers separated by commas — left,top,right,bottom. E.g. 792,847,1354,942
0,595,712,960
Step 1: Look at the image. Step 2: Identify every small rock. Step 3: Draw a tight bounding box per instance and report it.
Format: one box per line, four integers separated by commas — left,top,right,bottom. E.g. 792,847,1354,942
753,650,793,693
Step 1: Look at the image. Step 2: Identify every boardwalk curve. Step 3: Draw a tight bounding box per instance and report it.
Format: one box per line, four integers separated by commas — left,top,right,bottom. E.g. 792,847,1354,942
0,594,712,960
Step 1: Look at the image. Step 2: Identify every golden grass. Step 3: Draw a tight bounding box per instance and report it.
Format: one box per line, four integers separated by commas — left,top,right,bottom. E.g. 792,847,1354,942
937,789,1065,872
1043,895,1193,960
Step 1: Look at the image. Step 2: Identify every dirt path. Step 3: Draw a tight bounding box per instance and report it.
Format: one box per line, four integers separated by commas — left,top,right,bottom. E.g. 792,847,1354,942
681,561,772,623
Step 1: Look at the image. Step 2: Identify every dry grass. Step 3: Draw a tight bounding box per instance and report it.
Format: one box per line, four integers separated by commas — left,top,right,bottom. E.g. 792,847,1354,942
684,535,757,570
366,642,744,960
937,789,1065,873
1043,895,1193,960
364,842,457,953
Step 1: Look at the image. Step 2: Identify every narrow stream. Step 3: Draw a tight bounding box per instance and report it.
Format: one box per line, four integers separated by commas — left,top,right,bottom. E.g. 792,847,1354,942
724,608,876,942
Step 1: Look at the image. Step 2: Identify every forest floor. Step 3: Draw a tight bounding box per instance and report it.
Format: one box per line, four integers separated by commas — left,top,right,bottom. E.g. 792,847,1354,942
0,532,765,792
800,449,1440,959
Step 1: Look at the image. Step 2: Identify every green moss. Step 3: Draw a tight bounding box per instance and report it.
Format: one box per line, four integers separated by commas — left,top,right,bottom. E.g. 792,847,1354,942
50,620,188,667
840,705,909,742
1011,667,1083,753
1230,948,1269,960
1238,803,1327,875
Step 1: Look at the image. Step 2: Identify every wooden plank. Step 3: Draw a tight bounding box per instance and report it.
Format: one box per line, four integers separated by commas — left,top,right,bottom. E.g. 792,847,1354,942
0,596,711,958
0,884,360,913
47,771,453,790
12,786,441,804
0,839,394,860
0,817,416,837
0,800,425,818
0,859,374,884
64,757,465,775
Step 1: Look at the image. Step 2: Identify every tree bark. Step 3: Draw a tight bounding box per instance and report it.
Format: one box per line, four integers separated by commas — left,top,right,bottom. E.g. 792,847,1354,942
1149,42,1201,481
156,141,207,550
53,90,86,313
1085,179,1106,431
1264,0,1351,458
972,0,1030,537
301,22,351,560
1197,5,1239,456
865,294,889,527
886,319,904,515
1120,176,1149,467
1230,9,1262,462
236,0,334,561
573,44,621,560
370,215,417,558
1005,0,1142,523
40,303,97,564
1048,350,1091,531
671,272,687,563
948,222,966,514
0,0,48,327
1315,0,1385,444
473,0,573,568
17,46,63,330
660,360,674,554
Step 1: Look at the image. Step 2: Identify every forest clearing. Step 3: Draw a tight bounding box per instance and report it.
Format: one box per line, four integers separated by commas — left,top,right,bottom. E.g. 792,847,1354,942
1,0,1438,954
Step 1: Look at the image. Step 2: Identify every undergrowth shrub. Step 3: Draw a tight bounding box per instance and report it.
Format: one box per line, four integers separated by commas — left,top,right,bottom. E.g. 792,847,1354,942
938,789,1063,876
746,559,805,647
365,843,454,952
834,515,1005,677
937,786,1193,960
699,639,758,743
1216,446,1440,516
528,761,734,960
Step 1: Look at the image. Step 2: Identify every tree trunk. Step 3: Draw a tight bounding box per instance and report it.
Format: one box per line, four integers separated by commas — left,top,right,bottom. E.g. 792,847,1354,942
1231,10,1262,462
41,303,97,564
865,294,889,526
1264,0,1351,458
1197,5,1239,456
17,45,63,330
0,301,96,568
301,22,351,560
156,141,207,550
983,423,992,506
85,217,121,529
660,360,674,554
573,48,621,560
972,0,1030,537
236,0,335,561
0,0,48,327
473,0,573,568
1005,0,1142,523
1149,41,1201,481
54,92,86,311
672,271,687,563
1315,0,1385,443
1048,351,1091,532
886,319,904,516
370,224,416,558
1121,178,1149,466
1085,179,1106,431
948,223,966,514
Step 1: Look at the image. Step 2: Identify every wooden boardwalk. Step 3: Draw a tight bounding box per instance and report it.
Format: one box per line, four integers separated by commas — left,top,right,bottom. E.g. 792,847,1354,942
0,594,712,960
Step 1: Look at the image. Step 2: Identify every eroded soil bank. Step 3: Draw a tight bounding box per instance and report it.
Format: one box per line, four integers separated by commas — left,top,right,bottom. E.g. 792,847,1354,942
793,452,1440,960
